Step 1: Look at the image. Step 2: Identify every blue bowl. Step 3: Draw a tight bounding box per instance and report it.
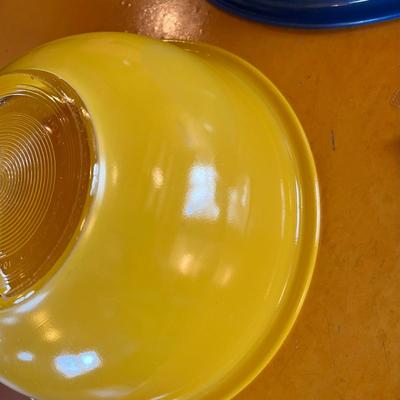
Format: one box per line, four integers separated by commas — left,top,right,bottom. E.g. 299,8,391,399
209,0,400,28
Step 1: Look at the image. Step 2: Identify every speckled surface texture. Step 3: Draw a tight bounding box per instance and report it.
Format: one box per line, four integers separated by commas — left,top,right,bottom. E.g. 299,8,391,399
0,1,399,399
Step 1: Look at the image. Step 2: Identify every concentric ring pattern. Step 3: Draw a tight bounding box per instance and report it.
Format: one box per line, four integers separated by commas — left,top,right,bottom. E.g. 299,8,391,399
0,113,56,258
0,71,95,302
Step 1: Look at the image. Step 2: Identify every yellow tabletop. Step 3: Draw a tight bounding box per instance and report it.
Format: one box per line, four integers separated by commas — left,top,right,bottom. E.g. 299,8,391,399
0,1,399,399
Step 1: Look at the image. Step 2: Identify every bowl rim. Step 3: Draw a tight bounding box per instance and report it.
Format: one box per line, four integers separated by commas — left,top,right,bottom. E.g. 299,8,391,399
169,39,321,400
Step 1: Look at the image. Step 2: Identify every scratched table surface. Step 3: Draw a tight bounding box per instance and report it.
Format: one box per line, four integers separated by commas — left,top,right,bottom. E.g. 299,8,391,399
1,1,400,399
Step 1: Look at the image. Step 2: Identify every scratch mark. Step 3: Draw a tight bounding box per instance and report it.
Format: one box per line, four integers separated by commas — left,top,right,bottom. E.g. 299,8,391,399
381,335,389,366
331,130,336,152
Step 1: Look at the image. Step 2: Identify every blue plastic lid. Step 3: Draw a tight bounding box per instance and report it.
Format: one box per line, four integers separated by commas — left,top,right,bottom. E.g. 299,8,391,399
209,0,400,28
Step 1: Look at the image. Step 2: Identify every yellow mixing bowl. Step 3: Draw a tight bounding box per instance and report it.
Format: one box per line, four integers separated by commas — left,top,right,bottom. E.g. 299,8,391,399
0,33,320,400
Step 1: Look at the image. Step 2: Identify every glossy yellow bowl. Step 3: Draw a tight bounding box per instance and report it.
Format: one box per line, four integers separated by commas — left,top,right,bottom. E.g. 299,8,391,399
0,33,320,400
